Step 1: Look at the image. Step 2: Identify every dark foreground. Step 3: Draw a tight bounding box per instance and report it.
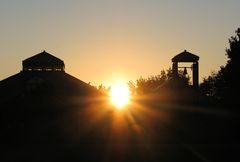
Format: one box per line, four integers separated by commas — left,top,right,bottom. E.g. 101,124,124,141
1,97,240,162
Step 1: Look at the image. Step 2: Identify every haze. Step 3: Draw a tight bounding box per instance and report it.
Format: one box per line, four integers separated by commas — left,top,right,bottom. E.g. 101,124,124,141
0,0,239,86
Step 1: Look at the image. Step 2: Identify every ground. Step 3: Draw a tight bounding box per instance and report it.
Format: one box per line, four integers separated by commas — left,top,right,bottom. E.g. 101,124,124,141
1,98,239,162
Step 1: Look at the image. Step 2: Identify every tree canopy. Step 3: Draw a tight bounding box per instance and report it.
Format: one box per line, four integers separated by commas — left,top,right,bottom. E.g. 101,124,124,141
200,28,240,108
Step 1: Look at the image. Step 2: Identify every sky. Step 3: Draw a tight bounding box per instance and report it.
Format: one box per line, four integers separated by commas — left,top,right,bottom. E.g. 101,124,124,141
0,0,239,86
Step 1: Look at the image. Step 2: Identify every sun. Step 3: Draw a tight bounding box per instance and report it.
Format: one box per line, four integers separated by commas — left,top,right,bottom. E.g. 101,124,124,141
110,82,130,109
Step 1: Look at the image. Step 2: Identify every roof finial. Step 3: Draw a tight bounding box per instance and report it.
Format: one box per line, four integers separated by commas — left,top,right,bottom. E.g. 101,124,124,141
184,49,187,52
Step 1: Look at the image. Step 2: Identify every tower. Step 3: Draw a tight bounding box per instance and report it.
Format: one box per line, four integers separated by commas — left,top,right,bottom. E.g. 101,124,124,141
172,50,200,88
22,50,65,72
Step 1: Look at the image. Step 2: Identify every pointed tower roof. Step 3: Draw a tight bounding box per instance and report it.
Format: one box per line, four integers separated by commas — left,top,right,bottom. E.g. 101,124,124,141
172,50,199,62
23,50,64,67
22,51,65,71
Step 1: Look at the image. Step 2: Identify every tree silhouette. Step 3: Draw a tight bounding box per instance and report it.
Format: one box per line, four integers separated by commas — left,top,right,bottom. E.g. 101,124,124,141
200,28,240,108
129,68,190,95
98,84,110,94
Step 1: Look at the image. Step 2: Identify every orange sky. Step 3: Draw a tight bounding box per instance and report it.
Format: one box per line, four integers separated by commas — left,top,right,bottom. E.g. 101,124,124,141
0,1,239,86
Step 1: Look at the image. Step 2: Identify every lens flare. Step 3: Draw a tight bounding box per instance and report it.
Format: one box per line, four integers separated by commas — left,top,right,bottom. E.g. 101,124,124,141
110,82,130,109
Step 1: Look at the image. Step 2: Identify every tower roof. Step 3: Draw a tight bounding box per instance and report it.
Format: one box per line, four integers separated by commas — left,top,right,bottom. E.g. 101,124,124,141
22,51,65,71
172,50,199,62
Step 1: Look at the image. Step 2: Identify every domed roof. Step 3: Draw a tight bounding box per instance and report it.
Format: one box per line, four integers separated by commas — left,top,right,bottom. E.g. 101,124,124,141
172,50,199,62
22,51,65,68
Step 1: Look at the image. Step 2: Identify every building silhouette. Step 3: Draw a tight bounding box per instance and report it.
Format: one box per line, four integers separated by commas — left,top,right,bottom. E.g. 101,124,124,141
0,50,237,162
172,50,199,88
0,51,100,101
22,51,65,72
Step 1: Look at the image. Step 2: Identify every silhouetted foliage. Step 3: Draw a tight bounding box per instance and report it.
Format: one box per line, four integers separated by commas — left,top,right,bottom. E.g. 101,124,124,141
2,50,240,162
200,28,240,108
129,68,190,95
98,84,110,94
200,67,226,101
